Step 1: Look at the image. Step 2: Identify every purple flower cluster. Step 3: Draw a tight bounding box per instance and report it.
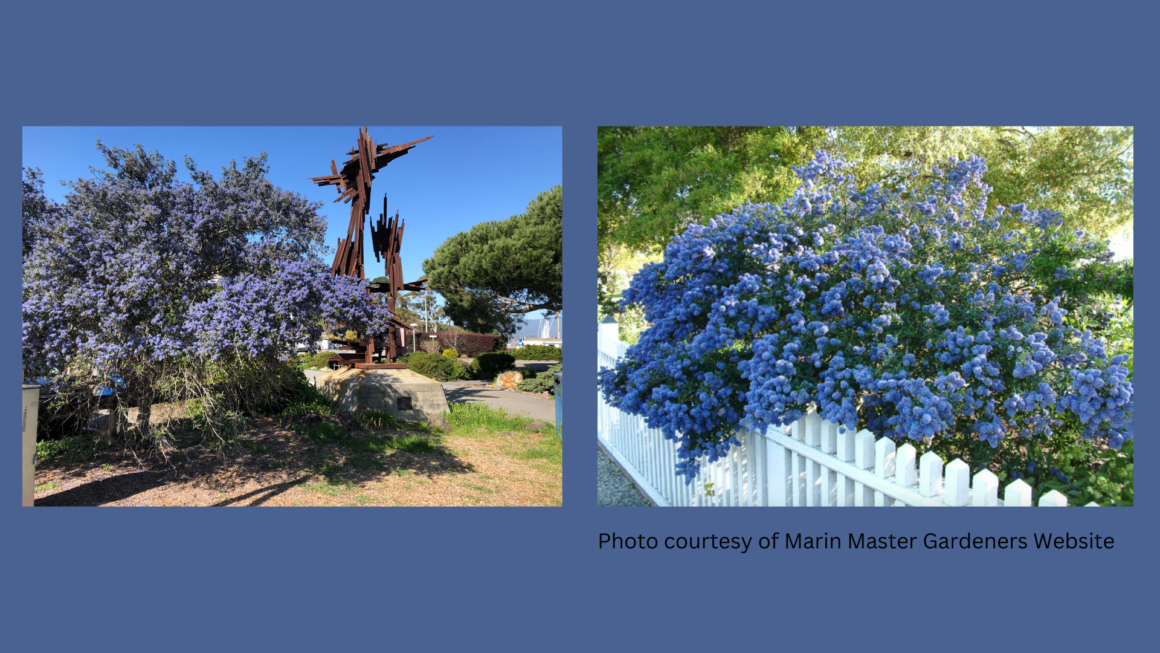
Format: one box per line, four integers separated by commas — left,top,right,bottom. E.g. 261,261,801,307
22,145,390,386
598,151,1133,481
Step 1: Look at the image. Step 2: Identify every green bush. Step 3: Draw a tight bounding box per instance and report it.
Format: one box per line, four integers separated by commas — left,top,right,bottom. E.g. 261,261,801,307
280,385,335,419
517,362,562,394
406,351,467,382
468,352,516,380
298,351,337,370
511,345,562,361
36,435,100,463
442,349,459,358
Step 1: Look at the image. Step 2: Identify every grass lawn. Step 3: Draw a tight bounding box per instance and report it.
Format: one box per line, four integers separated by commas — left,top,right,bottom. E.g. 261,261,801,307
33,402,561,507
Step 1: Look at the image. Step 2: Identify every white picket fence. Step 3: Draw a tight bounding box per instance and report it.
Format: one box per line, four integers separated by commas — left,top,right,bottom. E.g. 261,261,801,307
597,317,1094,507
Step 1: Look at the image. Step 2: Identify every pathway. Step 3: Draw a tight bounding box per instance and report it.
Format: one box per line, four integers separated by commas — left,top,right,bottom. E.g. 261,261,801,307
597,444,651,507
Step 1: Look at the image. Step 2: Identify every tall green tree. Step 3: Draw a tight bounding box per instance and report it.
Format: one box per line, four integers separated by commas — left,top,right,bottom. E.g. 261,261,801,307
831,126,1134,239
598,126,828,255
424,186,562,337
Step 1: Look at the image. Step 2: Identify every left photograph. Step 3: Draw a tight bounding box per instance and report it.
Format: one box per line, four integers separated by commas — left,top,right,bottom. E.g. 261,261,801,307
23,126,563,507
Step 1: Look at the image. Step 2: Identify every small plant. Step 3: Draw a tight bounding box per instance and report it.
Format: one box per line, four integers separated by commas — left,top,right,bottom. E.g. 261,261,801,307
517,362,562,394
356,410,406,430
442,348,459,358
281,386,335,419
36,436,98,463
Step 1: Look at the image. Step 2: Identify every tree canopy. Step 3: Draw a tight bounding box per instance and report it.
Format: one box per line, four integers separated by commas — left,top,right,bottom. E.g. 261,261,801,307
424,185,562,337
598,127,827,254
834,127,1133,239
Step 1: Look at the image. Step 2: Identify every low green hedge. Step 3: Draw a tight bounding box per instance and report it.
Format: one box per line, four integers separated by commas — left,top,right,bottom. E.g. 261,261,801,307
511,345,562,361
405,351,468,382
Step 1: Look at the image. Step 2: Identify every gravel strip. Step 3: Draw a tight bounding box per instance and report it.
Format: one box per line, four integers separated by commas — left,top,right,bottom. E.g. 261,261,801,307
597,444,651,507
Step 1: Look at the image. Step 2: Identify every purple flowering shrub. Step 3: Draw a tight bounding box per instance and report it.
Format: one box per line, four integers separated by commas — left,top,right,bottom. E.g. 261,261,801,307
23,143,392,437
22,167,61,260
598,151,1133,482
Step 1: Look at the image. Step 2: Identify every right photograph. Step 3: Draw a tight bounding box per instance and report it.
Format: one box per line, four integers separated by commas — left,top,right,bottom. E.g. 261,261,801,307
596,126,1134,508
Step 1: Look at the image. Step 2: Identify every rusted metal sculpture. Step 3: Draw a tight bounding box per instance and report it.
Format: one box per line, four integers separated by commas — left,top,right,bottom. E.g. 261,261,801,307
310,127,432,368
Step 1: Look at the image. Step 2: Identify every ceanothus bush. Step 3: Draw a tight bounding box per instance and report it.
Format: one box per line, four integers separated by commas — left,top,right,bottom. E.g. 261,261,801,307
598,151,1133,481
23,143,393,431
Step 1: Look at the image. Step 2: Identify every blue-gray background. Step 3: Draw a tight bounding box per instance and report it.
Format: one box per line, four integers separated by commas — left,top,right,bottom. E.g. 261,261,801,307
5,2,1154,650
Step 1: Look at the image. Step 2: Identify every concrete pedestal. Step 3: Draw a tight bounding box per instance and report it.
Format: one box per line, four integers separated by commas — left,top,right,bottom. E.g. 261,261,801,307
317,367,450,427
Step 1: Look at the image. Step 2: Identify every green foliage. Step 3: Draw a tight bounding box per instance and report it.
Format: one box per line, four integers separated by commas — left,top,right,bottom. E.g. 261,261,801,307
511,345,562,361
833,126,1134,240
280,385,335,419
468,352,515,380
512,435,563,465
442,349,459,358
405,351,468,381
445,402,553,435
356,410,406,430
36,435,99,463
384,434,439,454
598,127,827,253
517,362,562,394
297,351,337,370
424,186,562,337
295,414,440,456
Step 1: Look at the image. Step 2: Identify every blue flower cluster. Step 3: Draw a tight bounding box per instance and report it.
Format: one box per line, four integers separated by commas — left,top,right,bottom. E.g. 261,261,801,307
598,151,1133,481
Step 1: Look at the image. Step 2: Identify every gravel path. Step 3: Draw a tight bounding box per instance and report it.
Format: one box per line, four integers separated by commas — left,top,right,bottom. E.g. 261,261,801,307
597,444,651,507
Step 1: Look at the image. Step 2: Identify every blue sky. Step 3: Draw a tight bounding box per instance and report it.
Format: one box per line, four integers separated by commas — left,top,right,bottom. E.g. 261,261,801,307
22,126,562,320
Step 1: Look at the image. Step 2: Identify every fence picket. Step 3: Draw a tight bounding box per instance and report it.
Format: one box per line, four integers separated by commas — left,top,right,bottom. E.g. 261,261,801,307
821,421,838,455
971,469,999,507
919,452,943,498
768,437,790,507
944,459,970,506
896,444,918,488
874,438,897,507
1004,479,1032,507
805,412,822,448
792,451,805,506
854,430,875,507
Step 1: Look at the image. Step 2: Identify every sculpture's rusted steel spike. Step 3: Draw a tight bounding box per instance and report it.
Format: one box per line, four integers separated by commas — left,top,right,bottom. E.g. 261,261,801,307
311,128,432,367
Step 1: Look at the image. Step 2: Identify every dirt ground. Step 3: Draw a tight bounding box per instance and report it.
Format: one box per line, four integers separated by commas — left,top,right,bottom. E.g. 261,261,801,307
33,417,562,507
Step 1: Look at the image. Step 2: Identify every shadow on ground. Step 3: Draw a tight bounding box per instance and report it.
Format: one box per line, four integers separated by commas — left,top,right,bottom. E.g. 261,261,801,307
33,417,478,506
36,471,167,506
